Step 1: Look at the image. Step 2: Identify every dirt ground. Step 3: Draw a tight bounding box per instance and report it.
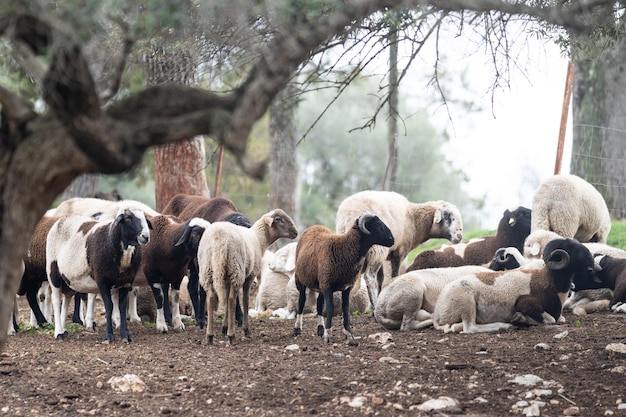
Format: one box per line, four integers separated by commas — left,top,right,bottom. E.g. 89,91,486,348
2,298,626,417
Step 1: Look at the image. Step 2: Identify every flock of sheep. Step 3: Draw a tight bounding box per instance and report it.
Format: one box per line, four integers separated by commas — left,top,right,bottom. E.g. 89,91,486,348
8,174,626,346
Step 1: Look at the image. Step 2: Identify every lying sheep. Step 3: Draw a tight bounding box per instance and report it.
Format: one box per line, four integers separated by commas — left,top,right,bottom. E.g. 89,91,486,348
406,206,531,271
374,265,492,331
432,238,596,334
256,243,297,312
162,194,252,329
197,209,298,345
573,255,626,314
294,213,394,345
47,208,152,342
335,191,463,307
531,174,611,243
524,229,624,315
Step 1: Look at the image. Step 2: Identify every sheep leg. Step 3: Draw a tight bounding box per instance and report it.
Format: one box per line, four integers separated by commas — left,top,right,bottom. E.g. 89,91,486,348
72,293,85,326
151,283,169,333
206,284,215,345
99,284,116,343
363,271,379,312
84,293,97,330
293,283,307,337
514,295,545,325
227,284,237,345
341,289,358,346
162,284,173,326
316,292,325,337
26,287,48,327
321,290,334,344
117,286,132,343
170,278,185,332
188,262,207,329
127,287,141,323
241,277,252,338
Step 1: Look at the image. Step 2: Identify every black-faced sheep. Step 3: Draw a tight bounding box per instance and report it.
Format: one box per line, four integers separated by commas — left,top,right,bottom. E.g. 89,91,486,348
572,255,626,314
531,174,611,243
140,215,211,333
524,229,624,315
46,208,152,342
197,209,298,345
294,213,394,345
432,238,596,334
406,206,531,271
161,194,252,329
335,191,463,307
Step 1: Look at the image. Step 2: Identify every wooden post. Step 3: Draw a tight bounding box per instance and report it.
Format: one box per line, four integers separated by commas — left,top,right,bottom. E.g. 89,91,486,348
554,61,575,175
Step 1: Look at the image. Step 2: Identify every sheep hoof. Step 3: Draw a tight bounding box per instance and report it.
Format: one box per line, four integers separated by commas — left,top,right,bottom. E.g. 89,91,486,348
293,328,301,337
121,338,130,344
55,332,68,341
317,325,324,337
347,338,359,347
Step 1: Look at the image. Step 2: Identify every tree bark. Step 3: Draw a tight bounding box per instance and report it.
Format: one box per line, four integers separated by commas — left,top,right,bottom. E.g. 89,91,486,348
384,21,399,191
269,83,300,224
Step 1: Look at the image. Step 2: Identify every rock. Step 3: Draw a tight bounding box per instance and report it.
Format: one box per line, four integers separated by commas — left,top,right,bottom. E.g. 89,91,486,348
415,396,460,412
563,405,580,415
368,332,393,344
108,374,147,393
606,343,626,358
508,374,544,387
553,330,569,339
534,343,551,351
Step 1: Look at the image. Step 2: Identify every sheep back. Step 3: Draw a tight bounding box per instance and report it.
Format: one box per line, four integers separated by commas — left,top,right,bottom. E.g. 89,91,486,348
162,194,251,227
531,174,611,243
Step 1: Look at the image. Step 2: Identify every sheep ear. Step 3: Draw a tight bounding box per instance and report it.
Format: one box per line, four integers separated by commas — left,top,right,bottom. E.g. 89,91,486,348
175,222,192,247
529,242,541,256
546,248,570,270
284,255,296,272
433,209,442,224
146,217,153,230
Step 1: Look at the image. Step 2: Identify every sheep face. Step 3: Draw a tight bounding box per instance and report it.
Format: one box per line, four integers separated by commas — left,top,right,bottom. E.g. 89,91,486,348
267,209,298,241
357,214,394,248
543,238,596,293
489,247,524,271
432,204,463,244
114,209,152,247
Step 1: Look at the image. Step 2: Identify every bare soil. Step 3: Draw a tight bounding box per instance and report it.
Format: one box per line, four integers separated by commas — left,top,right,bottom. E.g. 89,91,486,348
2,298,626,417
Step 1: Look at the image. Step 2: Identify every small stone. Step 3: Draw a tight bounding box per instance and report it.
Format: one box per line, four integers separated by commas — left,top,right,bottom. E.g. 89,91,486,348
553,330,569,339
606,343,626,358
534,343,551,351
371,396,384,405
415,396,460,411
563,406,580,415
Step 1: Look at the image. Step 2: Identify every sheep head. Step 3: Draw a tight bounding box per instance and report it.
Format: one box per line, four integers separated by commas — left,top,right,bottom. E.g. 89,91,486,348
432,202,463,244
355,213,394,248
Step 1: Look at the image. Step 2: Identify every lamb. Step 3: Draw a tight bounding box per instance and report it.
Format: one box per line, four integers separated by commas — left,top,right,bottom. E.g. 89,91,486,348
162,194,252,328
531,174,611,243
406,206,531,271
335,191,463,307
294,213,394,345
197,209,298,345
141,215,211,333
46,208,152,342
432,238,596,334
256,243,297,313
374,265,492,331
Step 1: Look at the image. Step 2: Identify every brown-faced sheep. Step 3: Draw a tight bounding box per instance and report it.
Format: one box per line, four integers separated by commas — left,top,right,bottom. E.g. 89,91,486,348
295,213,394,345
197,209,298,345
335,191,463,308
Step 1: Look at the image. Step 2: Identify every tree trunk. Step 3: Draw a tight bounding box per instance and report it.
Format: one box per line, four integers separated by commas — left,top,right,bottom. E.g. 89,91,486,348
570,4,626,219
269,82,300,224
145,45,210,212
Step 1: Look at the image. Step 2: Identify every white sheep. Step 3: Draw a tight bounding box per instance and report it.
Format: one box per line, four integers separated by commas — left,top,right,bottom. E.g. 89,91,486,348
294,213,395,345
256,243,297,313
197,209,298,345
531,174,611,243
46,208,151,342
433,238,597,334
335,191,463,307
374,265,492,331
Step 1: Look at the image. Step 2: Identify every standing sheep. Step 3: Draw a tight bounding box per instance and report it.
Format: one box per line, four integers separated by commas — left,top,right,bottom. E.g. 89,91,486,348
406,206,531,271
335,191,463,307
46,208,152,342
531,174,611,243
197,209,298,345
294,213,394,345
162,194,252,328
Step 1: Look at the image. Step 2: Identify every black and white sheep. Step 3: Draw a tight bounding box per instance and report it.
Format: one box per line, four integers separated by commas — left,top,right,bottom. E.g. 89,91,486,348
197,209,298,345
46,208,152,342
524,229,624,315
335,191,463,307
140,215,211,333
294,213,394,345
432,238,596,333
531,174,611,243
161,194,252,328
406,206,531,271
